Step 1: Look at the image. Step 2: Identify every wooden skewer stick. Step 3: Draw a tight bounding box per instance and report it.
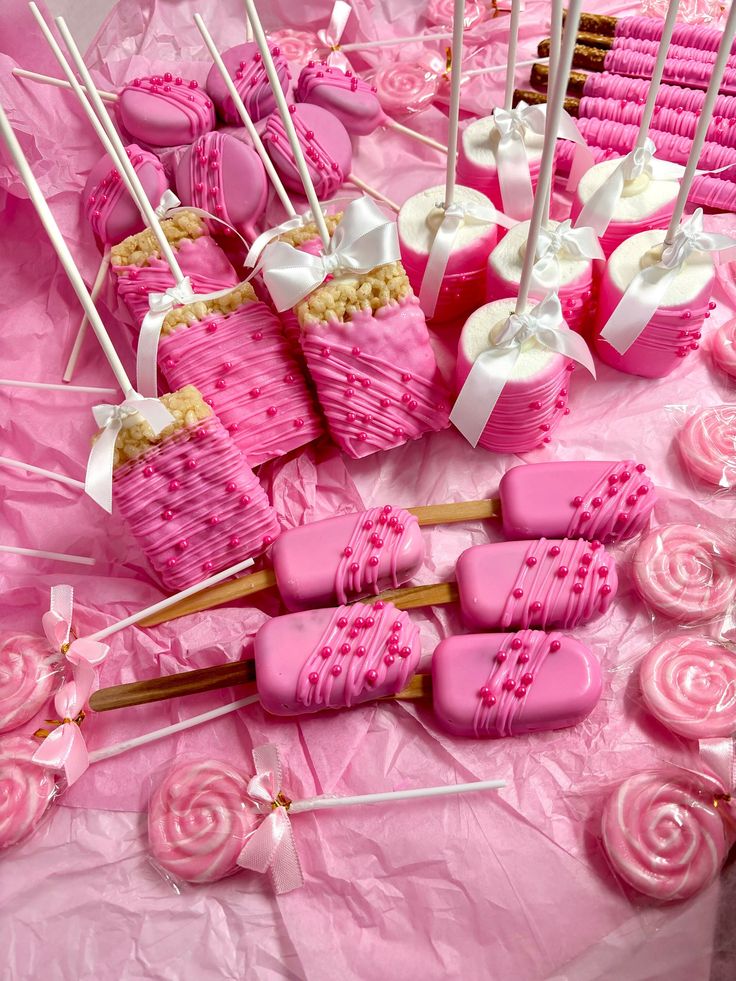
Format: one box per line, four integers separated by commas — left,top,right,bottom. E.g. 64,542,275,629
137,499,498,628
89,654,432,713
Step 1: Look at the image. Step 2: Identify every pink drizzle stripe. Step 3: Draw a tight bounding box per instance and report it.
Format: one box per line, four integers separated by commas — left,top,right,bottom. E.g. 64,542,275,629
228,54,289,122
333,507,417,603
158,301,322,467
265,111,344,197
120,77,215,140
294,604,420,710
113,415,280,591
565,460,654,543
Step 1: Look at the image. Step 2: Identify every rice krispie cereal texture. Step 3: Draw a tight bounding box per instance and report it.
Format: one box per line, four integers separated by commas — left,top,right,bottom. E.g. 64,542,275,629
110,211,207,267
297,262,412,327
279,212,343,249
162,282,258,335
109,386,211,468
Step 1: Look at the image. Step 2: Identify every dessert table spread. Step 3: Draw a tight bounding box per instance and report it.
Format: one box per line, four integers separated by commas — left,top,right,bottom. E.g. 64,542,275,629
1,0,736,978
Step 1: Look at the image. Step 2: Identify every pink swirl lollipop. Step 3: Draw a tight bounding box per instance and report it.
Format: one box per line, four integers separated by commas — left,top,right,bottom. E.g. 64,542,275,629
0,735,56,850
148,758,257,883
0,634,56,734
640,634,736,739
269,29,323,66
676,405,736,489
712,320,736,381
601,769,727,901
372,59,440,117
632,524,736,623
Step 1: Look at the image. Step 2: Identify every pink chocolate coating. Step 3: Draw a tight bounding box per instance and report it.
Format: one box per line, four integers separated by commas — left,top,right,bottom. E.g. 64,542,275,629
255,601,421,716
711,319,736,380
113,412,281,591
159,300,322,468
296,64,386,136
0,735,56,850
676,405,736,489
271,505,425,611
632,524,736,623
432,631,602,738
640,634,736,739
84,144,168,246
118,76,215,149
300,294,450,458
499,460,655,544
570,190,676,261
148,758,255,883
174,132,268,241
264,103,352,199
456,538,618,630
601,770,727,901
206,41,291,125
0,634,56,735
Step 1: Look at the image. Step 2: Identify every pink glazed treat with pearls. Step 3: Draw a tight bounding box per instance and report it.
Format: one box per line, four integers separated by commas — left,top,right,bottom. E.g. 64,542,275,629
0,735,56,850
296,64,386,137
432,630,602,738
264,103,352,199
84,144,168,246
205,41,291,125
175,132,268,242
455,538,618,630
117,75,215,149
0,634,57,735
255,601,421,716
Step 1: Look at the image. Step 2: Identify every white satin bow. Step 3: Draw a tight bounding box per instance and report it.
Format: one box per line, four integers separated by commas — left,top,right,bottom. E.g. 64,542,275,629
317,0,353,71
532,219,604,290
85,393,174,513
260,196,400,312
600,209,736,355
154,189,182,219
450,293,596,447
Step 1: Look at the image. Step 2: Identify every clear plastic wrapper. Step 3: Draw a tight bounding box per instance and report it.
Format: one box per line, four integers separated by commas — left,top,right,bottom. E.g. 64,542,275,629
709,319,736,383
0,633,60,734
674,404,736,492
0,733,57,851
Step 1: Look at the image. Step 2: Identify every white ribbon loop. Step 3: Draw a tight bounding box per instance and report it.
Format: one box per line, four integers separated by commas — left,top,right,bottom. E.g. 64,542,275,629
419,201,517,317
85,393,174,513
154,189,182,219
317,0,353,70
450,293,596,447
600,209,736,355
532,219,605,290
260,196,400,312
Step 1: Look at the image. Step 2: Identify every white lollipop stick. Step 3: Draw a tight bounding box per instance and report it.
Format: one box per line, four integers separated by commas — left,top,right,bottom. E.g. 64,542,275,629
12,67,118,101
0,379,116,395
241,0,330,247
0,544,94,565
443,0,465,210
339,32,453,52
635,0,681,152
51,13,186,285
0,456,84,490
383,119,447,154
665,0,736,242
193,13,297,218
291,779,506,813
504,0,522,111
63,252,111,382
0,102,133,395
87,558,255,641
515,0,583,313
463,57,549,79
346,174,399,212
541,0,563,227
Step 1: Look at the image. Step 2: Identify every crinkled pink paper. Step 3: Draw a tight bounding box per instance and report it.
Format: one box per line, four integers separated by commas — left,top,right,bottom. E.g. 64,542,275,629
1,0,735,978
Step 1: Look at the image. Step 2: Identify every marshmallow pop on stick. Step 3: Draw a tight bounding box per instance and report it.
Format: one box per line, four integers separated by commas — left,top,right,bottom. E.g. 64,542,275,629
396,0,510,323
451,0,596,454
594,0,736,380
0,98,280,592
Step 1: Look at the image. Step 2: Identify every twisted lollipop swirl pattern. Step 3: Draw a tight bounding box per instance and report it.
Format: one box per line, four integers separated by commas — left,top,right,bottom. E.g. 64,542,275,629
372,63,439,116
0,735,56,850
0,634,56,734
677,405,736,489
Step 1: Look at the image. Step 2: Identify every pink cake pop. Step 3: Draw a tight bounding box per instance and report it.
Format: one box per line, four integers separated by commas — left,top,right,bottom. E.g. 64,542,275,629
174,131,268,241
371,59,441,117
676,405,736,489
432,630,602,738
711,320,736,380
205,42,291,126
632,524,736,623
640,634,736,739
263,102,352,199
148,758,256,883
83,144,168,247
0,635,57,735
117,76,215,149
0,735,56,850
601,769,727,901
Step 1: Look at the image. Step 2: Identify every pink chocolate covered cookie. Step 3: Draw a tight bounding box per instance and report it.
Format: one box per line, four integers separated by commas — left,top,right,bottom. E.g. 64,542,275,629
0,735,56,850
205,41,290,125
117,76,215,149
676,404,736,489
0,634,56,735
296,64,385,137
263,103,352,199
84,144,168,246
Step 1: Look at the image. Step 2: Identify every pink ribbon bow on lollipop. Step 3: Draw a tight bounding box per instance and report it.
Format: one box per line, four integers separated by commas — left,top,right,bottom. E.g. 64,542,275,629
317,0,353,72
237,744,304,894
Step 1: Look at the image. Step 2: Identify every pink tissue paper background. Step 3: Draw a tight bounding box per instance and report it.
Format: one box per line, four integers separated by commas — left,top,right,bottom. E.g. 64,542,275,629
1,0,736,977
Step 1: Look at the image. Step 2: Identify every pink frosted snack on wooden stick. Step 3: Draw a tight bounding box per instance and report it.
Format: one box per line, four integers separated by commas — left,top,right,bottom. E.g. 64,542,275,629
432,630,602,738
676,404,736,489
255,601,421,716
118,75,216,148
205,41,291,125
632,523,736,623
0,735,56,850
639,634,736,739
0,635,57,734
456,538,617,630
711,319,736,380
84,144,168,246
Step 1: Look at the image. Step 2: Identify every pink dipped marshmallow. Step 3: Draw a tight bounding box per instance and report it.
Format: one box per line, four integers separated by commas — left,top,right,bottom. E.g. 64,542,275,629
676,405,736,489
456,538,618,630
432,631,602,738
84,144,168,246
206,41,291,125
0,735,56,850
117,76,215,149
255,601,421,716
0,634,57,735
263,103,352,199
